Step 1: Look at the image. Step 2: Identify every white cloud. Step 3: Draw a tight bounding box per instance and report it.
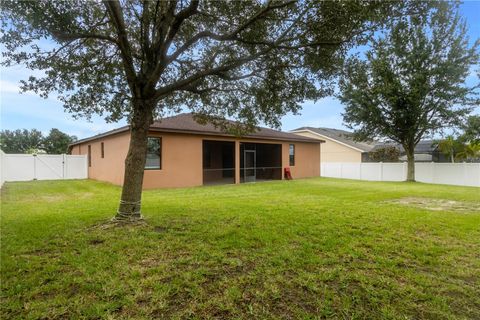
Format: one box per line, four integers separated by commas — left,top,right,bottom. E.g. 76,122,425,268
0,79,40,97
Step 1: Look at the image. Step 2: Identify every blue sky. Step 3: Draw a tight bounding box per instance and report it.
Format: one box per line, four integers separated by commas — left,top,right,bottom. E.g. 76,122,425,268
1,2,479,139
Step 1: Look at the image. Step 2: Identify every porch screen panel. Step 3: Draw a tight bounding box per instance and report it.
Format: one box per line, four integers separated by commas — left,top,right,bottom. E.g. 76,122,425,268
203,141,235,185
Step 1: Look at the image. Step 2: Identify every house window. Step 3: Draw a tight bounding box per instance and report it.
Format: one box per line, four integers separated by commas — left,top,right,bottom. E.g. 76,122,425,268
101,142,104,158
289,144,295,166
145,137,162,170
88,145,92,167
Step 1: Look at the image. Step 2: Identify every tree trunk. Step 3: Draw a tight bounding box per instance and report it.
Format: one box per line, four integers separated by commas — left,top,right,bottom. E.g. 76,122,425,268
405,147,415,182
114,100,153,221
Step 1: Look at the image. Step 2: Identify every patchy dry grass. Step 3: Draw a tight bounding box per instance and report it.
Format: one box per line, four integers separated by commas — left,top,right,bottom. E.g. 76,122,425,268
1,178,479,319
388,197,480,213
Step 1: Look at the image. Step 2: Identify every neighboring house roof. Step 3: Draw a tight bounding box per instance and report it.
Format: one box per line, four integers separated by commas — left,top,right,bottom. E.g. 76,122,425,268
70,113,322,147
290,127,376,152
291,126,441,155
372,140,438,154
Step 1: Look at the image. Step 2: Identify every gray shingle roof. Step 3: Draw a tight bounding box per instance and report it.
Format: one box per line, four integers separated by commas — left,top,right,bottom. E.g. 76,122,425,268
372,140,438,153
149,113,319,142
291,127,440,154
71,113,321,146
291,127,376,152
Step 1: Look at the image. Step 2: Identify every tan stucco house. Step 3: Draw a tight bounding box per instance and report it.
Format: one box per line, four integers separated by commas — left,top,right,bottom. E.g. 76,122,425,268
290,127,374,163
69,113,323,189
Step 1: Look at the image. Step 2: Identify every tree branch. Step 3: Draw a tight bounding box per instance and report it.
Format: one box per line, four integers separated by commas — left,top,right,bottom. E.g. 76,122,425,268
154,50,266,100
166,0,296,65
162,0,199,52
51,31,119,45
153,1,308,101
233,37,343,50
103,0,138,95
146,0,200,88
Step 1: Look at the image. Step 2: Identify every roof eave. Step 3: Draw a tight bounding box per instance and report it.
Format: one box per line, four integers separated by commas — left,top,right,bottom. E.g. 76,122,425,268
148,127,322,143
69,126,322,146
68,126,130,147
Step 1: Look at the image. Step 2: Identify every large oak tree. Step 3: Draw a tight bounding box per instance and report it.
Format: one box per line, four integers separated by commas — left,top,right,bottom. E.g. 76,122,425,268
338,2,479,181
1,0,428,220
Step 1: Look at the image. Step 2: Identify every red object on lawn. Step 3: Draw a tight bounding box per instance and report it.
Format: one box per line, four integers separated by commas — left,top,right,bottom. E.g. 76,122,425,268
284,167,293,180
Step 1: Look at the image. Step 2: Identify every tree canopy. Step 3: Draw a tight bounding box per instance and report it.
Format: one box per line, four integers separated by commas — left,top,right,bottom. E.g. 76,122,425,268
0,128,76,154
460,115,480,143
43,128,78,154
435,136,464,163
338,2,479,181
368,146,400,163
2,0,429,129
0,129,43,154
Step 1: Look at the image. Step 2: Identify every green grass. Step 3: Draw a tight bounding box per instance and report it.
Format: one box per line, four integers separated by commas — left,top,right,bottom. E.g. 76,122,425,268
1,178,479,319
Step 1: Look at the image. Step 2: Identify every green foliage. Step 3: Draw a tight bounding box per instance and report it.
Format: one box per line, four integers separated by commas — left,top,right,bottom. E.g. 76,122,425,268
0,0,431,129
43,128,77,154
0,128,76,154
434,135,480,162
459,115,480,143
0,129,43,153
339,3,479,159
456,141,480,162
434,135,465,163
1,179,479,318
368,146,400,162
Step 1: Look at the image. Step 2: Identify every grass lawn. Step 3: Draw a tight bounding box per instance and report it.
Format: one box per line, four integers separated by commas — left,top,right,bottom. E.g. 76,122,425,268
1,178,479,319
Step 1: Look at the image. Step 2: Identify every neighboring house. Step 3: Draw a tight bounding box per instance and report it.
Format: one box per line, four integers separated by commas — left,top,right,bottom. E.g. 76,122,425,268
69,113,323,189
290,127,375,163
291,127,450,163
368,140,449,163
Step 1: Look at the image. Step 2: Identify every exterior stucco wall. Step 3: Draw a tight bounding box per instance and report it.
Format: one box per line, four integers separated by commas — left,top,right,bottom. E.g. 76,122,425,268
70,145,80,155
293,131,362,163
282,141,320,178
71,131,321,189
143,132,203,189
71,131,130,186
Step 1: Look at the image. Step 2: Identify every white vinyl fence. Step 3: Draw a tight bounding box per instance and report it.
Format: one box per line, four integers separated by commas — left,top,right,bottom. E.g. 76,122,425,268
0,150,88,187
321,162,480,187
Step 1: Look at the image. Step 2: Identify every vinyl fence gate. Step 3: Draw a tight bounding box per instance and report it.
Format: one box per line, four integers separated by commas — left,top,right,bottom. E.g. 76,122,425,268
0,151,88,186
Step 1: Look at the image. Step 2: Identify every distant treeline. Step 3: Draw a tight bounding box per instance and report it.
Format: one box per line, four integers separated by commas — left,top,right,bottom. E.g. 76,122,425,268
0,128,77,154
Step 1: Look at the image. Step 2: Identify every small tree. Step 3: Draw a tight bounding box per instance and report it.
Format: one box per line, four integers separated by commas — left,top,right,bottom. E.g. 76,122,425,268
456,142,480,162
338,3,479,181
0,129,44,153
369,146,400,162
435,136,464,163
1,0,431,220
43,129,77,154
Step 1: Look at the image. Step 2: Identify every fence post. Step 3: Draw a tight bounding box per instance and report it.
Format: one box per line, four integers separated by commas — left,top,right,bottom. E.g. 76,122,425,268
62,154,66,179
380,162,383,181
33,154,37,180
